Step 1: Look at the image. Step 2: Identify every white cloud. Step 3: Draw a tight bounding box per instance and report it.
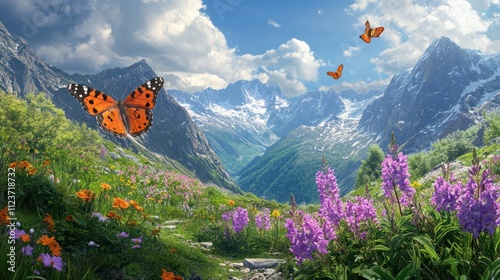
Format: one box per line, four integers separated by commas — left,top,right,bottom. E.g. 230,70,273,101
317,10,323,15
267,19,281,28
348,0,500,76
320,77,391,93
343,46,361,57
4,0,322,96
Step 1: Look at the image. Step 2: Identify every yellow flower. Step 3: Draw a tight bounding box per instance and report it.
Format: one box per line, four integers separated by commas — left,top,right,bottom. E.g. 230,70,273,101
411,181,421,189
271,209,281,218
228,200,235,206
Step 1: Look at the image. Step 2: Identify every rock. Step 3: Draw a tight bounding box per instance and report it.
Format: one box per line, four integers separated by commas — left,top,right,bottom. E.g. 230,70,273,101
199,242,213,248
243,272,266,280
242,258,284,270
232,262,245,269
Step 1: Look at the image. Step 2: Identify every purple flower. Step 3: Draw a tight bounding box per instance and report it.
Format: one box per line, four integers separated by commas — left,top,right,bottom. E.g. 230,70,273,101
344,196,378,239
432,176,461,212
131,237,142,243
21,245,33,256
381,152,415,207
13,228,26,240
116,231,129,238
222,212,231,222
92,212,109,222
285,214,328,265
131,245,141,249
456,169,500,238
40,253,63,271
316,168,344,240
255,208,271,231
232,207,249,233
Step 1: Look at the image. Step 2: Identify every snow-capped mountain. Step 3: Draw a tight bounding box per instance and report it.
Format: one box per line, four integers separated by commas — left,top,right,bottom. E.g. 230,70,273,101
360,37,500,152
170,79,380,176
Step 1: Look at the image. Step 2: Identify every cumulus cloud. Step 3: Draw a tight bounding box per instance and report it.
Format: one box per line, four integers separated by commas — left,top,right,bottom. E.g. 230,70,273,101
343,46,361,57
320,77,391,94
348,0,500,76
267,19,281,28
0,0,322,96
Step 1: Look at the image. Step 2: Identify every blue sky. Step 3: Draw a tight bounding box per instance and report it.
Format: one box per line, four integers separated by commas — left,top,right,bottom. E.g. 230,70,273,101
0,0,499,96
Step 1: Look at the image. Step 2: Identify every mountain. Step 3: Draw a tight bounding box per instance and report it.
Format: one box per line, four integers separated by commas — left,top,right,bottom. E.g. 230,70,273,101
171,81,381,203
360,37,500,152
0,21,239,193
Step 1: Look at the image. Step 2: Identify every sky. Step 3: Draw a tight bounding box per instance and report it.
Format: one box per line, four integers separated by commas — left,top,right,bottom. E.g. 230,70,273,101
0,0,499,97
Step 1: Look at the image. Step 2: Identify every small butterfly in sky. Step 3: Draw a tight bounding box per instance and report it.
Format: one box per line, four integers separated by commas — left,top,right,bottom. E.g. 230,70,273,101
67,77,164,138
327,64,343,80
359,20,384,43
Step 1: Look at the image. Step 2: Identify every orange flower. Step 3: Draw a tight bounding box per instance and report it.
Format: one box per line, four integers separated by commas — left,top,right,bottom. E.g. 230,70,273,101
49,242,62,256
8,162,17,168
152,228,160,236
161,269,183,280
112,198,129,209
76,190,95,202
127,219,137,226
18,161,32,169
21,233,30,243
129,200,138,206
228,200,235,206
134,205,144,211
170,248,177,253
37,235,56,246
0,207,10,225
43,213,56,232
64,215,75,222
42,160,51,166
27,167,37,175
100,182,112,190
107,211,122,220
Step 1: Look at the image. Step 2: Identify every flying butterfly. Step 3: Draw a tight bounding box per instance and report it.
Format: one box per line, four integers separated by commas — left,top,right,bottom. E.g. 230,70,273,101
327,64,343,80
67,77,164,138
359,20,384,43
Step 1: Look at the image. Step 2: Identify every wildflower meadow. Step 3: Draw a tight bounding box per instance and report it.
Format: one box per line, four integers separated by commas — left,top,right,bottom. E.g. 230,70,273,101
1,93,500,280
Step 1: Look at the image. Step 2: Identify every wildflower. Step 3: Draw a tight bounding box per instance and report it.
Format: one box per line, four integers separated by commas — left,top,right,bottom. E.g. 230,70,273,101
131,237,142,243
100,182,112,190
107,211,122,220
37,235,56,246
131,245,141,249
255,208,271,231
128,219,137,226
170,248,177,253
21,233,30,242
381,152,415,207
28,167,37,175
161,268,184,280
112,197,130,209
65,215,75,222
76,190,96,202
456,169,500,238
88,241,100,247
8,162,17,168
316,167,344,240
271,209,281,218
411,181,421,189
21,245,33,256
228,200,235,206
42,160,51,166
432,176,461,212
285,214,328,265
0,207,10,225
30,228,34,234
40,253,63,271
152,228,161,236
18,161,33,169
92,212,109,222
44,213,56,232
222,212,231,222
232,207,249,233
49,242,62,256
116,231,129,238
344,196,378,239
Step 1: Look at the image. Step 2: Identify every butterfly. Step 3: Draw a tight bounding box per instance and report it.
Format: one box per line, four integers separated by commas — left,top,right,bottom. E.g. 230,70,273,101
327,64,343,80
67,77,164,138
359,20,384,43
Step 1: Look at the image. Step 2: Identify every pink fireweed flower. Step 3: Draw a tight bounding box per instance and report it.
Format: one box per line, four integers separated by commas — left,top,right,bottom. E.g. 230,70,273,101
431,176,461,212
381,152,415,207
344,196,378,239
255,208,271,231
316,167,344,240
285,214,328,265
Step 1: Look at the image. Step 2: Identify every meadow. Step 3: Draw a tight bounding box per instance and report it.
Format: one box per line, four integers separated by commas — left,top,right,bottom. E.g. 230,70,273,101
1,91,500,280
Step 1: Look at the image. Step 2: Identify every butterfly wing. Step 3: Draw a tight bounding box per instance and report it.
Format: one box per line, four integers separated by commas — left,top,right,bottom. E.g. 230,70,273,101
97,107,128,137
67,84,118,116
122,77,164,136
360,33,371,43
370,27,384,38
327,64,343,80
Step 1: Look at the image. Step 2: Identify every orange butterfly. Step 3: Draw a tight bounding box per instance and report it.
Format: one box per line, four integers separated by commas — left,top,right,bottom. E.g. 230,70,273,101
359,20,384,43
327,64,343,80
67,77,164,138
